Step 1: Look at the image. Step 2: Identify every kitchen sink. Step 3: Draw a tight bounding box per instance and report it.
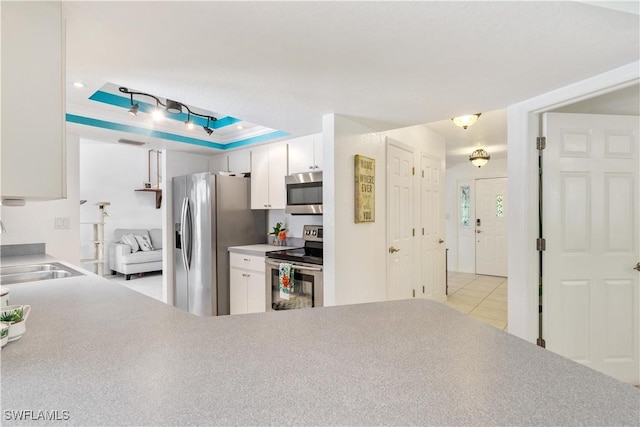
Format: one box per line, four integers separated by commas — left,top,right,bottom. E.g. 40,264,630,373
0,262,84,285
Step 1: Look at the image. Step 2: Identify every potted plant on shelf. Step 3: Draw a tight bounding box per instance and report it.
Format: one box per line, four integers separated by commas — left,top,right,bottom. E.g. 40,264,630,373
269,222,287,246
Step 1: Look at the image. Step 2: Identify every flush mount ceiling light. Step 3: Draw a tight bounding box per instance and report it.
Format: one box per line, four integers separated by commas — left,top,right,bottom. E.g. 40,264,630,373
119,87,217,136
73,81,86,88
452,113,482,129
469,148,491,168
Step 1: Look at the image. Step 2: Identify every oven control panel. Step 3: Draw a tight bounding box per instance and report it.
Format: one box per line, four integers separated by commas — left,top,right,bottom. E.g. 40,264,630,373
302,225,323,242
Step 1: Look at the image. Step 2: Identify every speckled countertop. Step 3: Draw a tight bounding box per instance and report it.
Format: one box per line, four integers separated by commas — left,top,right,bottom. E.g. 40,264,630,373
1,257,638,426
228,243,303,256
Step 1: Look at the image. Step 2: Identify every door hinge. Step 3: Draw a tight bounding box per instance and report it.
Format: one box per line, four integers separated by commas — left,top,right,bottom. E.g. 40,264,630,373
412,166,415,175
412,289,416,298
412,228,415,237
536,238,546,251
422,285,425,293
422,228,425,235
422,170,424,178
536,136,546,150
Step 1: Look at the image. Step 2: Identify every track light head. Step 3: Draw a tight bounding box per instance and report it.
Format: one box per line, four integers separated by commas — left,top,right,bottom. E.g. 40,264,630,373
128,103,139,116
166,99,182,114
203,126,214,135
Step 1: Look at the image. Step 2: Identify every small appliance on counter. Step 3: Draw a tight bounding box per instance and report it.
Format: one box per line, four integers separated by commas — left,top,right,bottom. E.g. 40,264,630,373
265,225,323,310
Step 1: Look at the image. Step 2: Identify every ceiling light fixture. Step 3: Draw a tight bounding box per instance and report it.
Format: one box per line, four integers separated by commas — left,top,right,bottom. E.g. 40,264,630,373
119,87,217,136
185,112,194,130
128,94,139,116
203,117,214,135
152,101,164,121
452,113,482,129
73,81,86,88
469,148,491,168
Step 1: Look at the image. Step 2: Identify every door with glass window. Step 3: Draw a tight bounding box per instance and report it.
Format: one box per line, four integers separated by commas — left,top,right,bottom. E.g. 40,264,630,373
475,178,508,276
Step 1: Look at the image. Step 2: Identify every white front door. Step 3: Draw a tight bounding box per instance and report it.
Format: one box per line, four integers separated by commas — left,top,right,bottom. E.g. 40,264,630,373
543,112,639,385
421,154,445,299
475,178,508,276
387,139,415,300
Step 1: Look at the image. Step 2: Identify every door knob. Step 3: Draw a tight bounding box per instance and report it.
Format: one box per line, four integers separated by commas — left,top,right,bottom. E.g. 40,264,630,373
476,230,483,234
389,246,400,253
634,262,640,272
438,239,444,244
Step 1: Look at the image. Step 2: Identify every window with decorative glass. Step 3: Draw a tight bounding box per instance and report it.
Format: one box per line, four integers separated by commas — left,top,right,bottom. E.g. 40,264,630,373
460,186,470,227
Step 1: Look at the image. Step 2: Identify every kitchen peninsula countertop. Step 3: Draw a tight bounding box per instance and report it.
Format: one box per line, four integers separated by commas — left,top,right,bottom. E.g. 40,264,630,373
228,243,302,256
1,259,639,426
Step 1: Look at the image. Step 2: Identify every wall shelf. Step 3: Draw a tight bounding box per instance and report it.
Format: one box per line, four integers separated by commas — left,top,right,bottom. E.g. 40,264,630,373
135,188,162,209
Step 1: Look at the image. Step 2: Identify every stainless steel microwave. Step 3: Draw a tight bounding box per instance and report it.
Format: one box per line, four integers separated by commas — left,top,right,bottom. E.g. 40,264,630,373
285,171,323,215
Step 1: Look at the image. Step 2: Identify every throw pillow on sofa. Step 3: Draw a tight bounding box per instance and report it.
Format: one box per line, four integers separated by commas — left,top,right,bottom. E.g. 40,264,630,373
135,234,154,252
121,234,139,252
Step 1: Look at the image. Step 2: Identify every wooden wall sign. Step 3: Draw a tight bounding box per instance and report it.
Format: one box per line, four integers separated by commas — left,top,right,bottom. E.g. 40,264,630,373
354,155,375,223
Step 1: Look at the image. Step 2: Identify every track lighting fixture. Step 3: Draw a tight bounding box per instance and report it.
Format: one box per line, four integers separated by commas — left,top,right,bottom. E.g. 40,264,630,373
119,87,217,136
452,113,482,129
185,112,194,130
203,117,214,135
128,94,139,116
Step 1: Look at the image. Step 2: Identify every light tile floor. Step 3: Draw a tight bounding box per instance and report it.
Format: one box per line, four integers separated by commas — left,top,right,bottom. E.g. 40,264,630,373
106,271,164,302
445,272,508,331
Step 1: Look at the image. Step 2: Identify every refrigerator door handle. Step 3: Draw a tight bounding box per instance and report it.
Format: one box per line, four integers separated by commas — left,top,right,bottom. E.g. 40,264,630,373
180,197,189,272
185,198,193,269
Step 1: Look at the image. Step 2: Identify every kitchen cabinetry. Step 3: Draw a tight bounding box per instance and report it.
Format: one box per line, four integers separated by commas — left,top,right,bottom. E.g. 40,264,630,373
250,144,287,209
287,133,322,174
1,1,65,201
230,253,267,314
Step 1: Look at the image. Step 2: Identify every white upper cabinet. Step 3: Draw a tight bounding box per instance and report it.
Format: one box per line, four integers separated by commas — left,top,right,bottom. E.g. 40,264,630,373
228,150,251,173
1,1,65,201
250,144,287,209
287,133,322,174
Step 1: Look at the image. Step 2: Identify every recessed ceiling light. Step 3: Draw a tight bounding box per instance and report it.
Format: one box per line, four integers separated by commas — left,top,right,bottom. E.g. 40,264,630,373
73,82,86,88
236,125,244,130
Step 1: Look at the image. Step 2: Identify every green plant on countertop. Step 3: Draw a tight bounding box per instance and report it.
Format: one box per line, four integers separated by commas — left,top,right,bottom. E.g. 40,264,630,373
0,307,22,323
270,222,285,236
0,326,8,338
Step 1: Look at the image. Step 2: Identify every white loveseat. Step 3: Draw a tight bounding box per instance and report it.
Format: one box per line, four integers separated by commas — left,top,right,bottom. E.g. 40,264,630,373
109,228,163,280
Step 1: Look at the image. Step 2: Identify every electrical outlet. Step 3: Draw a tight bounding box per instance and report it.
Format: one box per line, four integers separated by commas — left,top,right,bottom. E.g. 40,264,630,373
54,217,70,229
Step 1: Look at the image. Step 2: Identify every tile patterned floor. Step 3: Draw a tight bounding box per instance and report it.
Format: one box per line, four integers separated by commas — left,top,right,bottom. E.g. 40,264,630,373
445,272,508,331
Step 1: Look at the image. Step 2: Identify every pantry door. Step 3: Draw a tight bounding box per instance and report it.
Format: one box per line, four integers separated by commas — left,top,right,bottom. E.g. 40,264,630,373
475,178,508,276
421,154,445,299
387,139,415,300
543,112,639,384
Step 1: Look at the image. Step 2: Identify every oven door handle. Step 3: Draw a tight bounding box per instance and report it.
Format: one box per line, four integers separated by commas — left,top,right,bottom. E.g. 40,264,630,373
265,259,323,272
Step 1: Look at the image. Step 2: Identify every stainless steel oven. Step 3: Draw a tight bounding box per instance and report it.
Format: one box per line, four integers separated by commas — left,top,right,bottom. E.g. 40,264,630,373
285,171,322,215
265,225,323,310
265,259,323,310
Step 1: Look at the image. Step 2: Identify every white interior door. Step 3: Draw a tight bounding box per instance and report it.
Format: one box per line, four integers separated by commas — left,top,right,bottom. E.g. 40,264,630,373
387,140,414,300
421,154,445,299
475,178,508,276
543,112,639,385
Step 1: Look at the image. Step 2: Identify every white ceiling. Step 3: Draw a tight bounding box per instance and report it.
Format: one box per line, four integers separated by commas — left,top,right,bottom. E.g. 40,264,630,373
64,1,640,157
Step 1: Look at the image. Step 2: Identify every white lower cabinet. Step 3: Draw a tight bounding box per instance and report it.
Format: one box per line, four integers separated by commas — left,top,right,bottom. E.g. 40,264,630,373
230,253,266,315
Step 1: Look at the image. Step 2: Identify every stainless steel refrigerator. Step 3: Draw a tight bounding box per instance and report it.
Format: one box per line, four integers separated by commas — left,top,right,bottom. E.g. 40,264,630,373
173,172,266,316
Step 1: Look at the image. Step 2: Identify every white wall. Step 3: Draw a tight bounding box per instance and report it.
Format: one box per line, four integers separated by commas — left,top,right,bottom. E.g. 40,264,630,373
162,150,211,305
323,114,446,307
0,133,81,263
79,141,162,266
267,210,322,241
445,159,507,272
